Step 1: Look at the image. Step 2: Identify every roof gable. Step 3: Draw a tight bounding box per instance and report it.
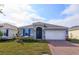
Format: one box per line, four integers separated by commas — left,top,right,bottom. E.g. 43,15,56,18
0,23,17,30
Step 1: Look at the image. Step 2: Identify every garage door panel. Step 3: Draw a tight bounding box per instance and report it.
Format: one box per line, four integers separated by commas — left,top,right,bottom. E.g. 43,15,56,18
45,30,66,40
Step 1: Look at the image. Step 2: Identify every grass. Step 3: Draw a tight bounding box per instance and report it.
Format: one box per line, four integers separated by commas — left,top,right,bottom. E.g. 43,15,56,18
0,39,50,55
67,39,79,44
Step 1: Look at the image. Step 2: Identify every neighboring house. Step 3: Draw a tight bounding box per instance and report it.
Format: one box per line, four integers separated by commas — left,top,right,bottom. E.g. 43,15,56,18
0,23,18,39
69,26,79,39
19,22,68,40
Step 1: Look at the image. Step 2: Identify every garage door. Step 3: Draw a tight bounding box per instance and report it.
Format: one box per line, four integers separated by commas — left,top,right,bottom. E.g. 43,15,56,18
45,30,66,40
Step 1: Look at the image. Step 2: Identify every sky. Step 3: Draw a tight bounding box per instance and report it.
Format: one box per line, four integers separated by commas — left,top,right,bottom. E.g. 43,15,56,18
0,0,79,27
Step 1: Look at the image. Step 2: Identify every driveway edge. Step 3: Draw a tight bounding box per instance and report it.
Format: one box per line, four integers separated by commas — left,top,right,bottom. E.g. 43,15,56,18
48,44,54,55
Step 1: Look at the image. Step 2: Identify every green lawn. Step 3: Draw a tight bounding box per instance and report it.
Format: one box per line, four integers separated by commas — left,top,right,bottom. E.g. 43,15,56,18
0,40,50,55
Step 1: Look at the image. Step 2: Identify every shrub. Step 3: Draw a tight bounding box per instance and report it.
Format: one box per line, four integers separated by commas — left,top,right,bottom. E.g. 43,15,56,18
0,31,3,36
21,37,47,43
0,38,16,42
66,38,78,41
22,37,33,41
0,31,3,39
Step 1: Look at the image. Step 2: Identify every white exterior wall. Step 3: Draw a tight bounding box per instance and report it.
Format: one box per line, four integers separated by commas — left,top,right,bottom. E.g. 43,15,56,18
1,28,17,39
69,30,79,39
8,29,17,39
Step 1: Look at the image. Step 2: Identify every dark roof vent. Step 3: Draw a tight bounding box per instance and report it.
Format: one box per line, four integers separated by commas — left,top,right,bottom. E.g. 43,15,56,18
44,24,47,27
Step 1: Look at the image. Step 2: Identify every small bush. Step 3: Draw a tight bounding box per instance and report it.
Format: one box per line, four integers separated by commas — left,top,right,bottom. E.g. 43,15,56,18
0,38,16,42
21,37,47,43
67,38,78,41
0,31,3,39
21,37,35,42
66,38,71,41
67,38,79,44
0,31,3,36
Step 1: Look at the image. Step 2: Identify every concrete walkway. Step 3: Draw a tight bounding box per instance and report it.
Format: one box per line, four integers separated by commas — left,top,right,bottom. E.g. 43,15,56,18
48,40,79,55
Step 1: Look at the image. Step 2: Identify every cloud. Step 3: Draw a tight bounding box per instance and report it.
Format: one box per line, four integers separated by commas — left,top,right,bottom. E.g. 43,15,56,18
47,4,79,27
0,0,45,27
62,4,79,15
29,13,46,22
48,14,79,27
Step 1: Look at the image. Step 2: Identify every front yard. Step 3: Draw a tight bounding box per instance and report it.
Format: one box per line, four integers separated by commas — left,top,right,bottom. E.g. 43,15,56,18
0,39,50,55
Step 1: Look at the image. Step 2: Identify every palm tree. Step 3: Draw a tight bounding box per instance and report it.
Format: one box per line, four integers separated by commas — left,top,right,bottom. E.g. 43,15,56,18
16,28,24,45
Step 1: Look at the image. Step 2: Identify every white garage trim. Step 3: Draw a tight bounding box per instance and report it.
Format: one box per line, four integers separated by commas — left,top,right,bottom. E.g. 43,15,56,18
45,30,66,40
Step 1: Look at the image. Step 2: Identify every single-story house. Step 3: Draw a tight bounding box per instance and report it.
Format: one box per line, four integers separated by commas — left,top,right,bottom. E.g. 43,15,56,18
19,22,68,40
0,23,18,39
69,26,79,39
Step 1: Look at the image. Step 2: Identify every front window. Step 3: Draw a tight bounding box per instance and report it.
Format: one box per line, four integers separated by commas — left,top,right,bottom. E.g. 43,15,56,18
22,28,32,36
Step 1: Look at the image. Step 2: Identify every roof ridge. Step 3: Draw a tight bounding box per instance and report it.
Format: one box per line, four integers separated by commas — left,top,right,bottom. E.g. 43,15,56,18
2,23,17,28
33,22,68,28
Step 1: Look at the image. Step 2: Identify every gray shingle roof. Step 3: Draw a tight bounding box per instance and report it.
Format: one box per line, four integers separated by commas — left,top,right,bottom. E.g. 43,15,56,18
0,23,17,30
20,22,68,30
69,26,79,31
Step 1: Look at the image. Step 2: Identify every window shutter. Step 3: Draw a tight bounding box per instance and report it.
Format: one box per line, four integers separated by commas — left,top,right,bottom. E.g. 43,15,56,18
6,29,8,36
23,29,25,36
28,29,30,36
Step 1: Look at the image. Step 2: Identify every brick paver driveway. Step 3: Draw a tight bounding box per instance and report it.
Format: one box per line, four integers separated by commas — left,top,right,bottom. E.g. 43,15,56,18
48,40,79,55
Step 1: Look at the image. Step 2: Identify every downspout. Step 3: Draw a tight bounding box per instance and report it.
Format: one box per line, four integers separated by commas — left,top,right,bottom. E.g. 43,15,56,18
66,28,68,40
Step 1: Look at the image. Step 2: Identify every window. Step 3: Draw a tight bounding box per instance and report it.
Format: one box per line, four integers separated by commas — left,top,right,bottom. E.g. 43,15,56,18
22,28,32,36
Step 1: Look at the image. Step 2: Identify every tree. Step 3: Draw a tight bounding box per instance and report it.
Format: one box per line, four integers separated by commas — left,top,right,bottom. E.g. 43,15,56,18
0,4,5,16
0,30,3,39
16,28,24,45
0,9,5,16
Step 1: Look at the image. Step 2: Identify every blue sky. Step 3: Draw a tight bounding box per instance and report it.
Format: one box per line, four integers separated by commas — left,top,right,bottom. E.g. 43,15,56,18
0,0,79,27
31,4,69,19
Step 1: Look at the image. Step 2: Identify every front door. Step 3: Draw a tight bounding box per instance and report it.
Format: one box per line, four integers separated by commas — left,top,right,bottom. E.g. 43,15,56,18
36,27,42,39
